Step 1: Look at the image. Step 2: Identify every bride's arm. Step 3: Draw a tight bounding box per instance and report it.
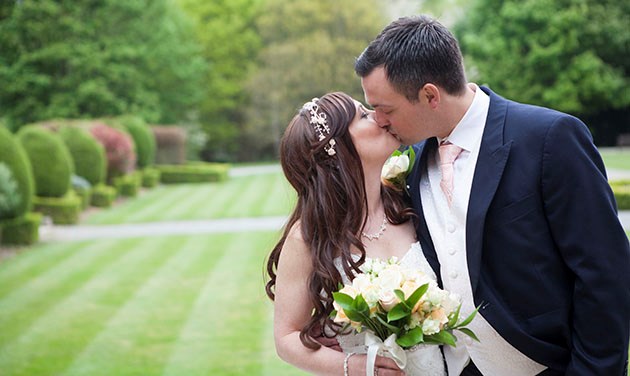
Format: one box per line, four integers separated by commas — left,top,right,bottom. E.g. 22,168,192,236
273,225,403,376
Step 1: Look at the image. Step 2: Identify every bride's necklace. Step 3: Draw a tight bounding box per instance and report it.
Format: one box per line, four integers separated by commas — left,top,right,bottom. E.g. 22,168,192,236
361,215,388,241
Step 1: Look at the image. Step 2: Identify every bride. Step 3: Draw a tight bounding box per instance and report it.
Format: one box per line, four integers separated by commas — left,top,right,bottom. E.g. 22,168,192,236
266,92,446,375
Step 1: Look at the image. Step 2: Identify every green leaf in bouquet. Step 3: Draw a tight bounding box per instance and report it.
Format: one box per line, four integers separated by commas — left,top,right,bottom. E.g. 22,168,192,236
447,303,462,328
387,302,411,322
457,327,480,342
332,292,354,311
405,283,429,309
391,149,402,157
407,147,416,173
376,314,401,335
351,294,371,317
453,305,480,329
394,289,406,302
396,327,423,348
425,330,457,347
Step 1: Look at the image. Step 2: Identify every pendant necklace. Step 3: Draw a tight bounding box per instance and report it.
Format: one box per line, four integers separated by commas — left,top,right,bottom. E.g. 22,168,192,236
361,215,388,241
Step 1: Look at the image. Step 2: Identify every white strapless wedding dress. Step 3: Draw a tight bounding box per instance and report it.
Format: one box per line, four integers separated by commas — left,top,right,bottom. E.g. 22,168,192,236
333,242,447,376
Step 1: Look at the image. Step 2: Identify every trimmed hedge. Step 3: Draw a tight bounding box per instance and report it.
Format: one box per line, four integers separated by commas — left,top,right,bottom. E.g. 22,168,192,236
59,125,107,186
117,115,156,169
0,126,35,217
156,163,229,184
18,126,74,198
33,192,82,225
152,126,186,164
0,212,42,246
90,184,117,208
141,168,160,188
114,173,141,197
611,180,630,210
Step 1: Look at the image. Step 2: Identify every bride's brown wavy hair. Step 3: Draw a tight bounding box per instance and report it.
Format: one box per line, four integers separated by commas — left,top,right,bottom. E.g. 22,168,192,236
265,92,415,349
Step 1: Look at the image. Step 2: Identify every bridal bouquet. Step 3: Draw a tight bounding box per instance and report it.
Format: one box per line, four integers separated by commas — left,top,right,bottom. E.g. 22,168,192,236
332,257,478,371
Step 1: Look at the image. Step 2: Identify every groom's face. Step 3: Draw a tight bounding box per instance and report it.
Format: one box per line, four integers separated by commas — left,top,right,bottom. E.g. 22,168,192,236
361,67,436,145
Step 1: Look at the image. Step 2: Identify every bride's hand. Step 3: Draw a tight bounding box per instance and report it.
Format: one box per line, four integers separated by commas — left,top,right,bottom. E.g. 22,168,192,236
348,354,405,376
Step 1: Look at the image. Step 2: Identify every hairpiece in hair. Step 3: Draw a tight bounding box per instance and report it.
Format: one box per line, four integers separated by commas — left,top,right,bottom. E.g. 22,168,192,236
303,98,336,156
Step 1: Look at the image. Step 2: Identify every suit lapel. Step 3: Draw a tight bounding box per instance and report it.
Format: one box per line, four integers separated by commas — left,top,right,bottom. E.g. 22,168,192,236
467,87,512,293
408,138,442,283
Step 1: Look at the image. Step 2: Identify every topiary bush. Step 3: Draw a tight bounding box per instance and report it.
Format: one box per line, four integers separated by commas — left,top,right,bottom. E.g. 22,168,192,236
611,180,630,210
0,212,42,246
117,115,156,169
59,125,107,186
140,167,161,188
90,184,117,208
0,163,22,220
156,162,229,184
17,126,74,198
0,126,35,217
114,172,141,197
32,191,82,225
90,122,136,183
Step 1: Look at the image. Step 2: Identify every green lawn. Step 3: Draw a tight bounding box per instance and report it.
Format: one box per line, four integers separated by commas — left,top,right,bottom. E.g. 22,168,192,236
0,232,306,375
600,148,630,171
85,172,295,225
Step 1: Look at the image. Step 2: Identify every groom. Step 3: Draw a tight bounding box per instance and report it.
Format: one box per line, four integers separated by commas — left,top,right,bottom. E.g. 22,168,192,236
355,15,630,375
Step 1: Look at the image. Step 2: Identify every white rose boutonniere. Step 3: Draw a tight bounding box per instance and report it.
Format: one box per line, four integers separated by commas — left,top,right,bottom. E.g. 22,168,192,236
381,146,416,192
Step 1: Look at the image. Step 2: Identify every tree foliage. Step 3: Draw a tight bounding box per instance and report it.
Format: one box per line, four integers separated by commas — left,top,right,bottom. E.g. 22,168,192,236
455,0,630,117
177,0,264,162
244,0,388,160
0,0,206,130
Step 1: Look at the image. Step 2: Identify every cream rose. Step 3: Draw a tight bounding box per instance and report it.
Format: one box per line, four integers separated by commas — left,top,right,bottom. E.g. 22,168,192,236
381,155,409,180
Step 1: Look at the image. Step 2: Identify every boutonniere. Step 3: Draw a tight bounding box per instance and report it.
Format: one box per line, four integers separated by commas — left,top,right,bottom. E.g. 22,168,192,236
381,146,416,192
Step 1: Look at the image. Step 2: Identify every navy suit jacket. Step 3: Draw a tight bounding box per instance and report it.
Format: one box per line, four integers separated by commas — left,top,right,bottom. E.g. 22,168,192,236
407,87,630,375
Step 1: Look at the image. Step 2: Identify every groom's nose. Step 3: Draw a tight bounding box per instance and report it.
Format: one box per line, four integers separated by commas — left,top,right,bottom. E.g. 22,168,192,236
374,111,390,128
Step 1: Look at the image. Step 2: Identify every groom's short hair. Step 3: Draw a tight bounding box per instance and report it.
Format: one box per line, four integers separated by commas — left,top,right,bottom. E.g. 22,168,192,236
355,15,467,100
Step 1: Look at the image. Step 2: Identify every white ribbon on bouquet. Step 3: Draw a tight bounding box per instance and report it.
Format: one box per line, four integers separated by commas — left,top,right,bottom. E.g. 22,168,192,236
365,332,407,376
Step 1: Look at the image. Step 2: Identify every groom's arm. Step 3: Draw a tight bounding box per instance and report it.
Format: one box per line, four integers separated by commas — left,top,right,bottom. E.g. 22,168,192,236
542,115,630,374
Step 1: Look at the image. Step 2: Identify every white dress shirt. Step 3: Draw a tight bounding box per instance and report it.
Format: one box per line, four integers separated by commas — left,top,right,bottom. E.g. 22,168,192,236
420,85,546,375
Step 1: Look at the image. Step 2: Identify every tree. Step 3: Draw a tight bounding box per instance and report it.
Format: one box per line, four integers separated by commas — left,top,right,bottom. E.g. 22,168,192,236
177,0,264,162
455,0,630,144
0,0,205,130
244,0,387,160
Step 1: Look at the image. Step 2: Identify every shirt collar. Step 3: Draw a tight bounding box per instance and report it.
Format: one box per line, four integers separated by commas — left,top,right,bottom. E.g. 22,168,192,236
438,84,489,152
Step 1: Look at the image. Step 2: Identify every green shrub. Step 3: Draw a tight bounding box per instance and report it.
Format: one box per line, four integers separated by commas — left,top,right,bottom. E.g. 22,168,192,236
156,163,229,184
140,167,161,188
117,115,156,169
33,192,82,225
90,184,117,208
0,212,42,246
114,173,141,197
0,163,22,220
59,126,107,186
611,182,630,210
17,126,74,198
0,127,35,217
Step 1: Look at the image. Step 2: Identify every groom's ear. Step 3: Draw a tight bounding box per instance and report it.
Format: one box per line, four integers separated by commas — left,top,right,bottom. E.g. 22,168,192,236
419,84,440,109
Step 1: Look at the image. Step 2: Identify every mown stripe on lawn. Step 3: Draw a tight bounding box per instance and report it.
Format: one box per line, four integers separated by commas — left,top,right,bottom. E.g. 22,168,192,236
161,232,277,376
0,241,90,300
0,239,136,347
219,174,272,218
62,234,225,376
159,183,223,221
0,236,180,376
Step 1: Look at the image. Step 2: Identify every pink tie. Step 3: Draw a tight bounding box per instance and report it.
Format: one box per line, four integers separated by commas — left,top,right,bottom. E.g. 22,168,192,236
438,142,463,207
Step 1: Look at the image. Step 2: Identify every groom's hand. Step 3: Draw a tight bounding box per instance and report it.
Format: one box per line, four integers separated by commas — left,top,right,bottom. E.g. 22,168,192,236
308,324,342,352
